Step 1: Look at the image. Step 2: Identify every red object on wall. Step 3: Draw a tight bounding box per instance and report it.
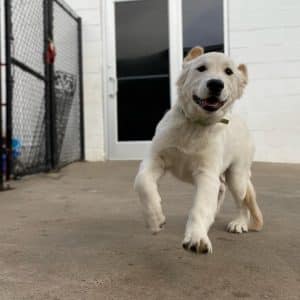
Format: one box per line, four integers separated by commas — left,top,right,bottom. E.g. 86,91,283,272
46,40,56,64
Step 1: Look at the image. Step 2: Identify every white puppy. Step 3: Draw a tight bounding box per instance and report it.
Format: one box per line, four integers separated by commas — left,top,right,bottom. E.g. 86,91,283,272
134,47,263,254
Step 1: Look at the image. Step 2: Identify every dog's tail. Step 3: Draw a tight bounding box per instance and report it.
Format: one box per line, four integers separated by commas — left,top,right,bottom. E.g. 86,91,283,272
244,180,264,231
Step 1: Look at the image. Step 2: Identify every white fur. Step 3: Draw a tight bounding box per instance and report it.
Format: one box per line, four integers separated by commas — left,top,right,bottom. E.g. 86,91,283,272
134,50,260,254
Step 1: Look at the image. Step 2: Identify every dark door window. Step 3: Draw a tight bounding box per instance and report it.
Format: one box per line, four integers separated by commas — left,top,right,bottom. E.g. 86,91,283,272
182,0,224,56
115,0,170,141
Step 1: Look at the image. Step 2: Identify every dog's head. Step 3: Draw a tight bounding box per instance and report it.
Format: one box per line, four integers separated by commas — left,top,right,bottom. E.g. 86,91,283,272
177,46,248,123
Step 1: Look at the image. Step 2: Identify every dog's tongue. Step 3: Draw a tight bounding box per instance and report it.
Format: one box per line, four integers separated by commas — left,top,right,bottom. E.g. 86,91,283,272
203,97,220,107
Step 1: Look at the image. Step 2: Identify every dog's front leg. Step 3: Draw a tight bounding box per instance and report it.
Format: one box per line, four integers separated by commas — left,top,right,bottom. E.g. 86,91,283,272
183,173,220,254
134,157,166,234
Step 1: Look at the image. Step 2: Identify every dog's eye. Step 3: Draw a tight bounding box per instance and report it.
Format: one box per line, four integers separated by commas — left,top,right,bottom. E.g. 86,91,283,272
225,67,233,75
197,65,207,72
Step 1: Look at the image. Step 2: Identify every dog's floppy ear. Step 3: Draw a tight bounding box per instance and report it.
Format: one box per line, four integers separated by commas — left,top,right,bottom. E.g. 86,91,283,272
184,46,204,63
177,66,189,88
238,64,248,85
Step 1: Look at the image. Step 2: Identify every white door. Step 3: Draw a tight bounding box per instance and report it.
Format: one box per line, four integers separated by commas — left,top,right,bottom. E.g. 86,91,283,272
104,0,182,160
104,0,226,160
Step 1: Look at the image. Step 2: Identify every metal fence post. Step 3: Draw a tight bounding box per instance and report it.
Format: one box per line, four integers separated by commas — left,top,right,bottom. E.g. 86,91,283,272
47,0,58,169
44,0,52,171
77,17,85,161
0,6,3,189
4,0,13,181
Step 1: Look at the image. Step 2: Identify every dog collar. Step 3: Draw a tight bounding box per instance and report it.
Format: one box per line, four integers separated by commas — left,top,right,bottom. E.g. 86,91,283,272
194,118,229,125
180,108,229,125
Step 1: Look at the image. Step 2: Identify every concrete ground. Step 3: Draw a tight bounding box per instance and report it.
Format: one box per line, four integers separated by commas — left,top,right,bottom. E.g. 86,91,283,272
0,161,299,300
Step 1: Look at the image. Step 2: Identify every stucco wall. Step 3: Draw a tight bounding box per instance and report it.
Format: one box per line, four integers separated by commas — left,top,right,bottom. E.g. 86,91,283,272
66,0,300,163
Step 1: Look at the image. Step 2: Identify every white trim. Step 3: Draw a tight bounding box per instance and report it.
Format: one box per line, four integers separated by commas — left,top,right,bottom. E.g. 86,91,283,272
168,0,183,106
223,0,230,55
103,0,120,160
101,0,109,160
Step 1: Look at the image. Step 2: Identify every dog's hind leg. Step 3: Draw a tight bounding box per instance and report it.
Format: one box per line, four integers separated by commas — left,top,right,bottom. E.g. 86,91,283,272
226,169,263,233
244,180,264,231
134,157,166,234
216,174,226,214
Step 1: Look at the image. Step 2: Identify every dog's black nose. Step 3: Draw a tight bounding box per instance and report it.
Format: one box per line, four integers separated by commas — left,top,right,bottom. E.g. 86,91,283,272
207,79,224,96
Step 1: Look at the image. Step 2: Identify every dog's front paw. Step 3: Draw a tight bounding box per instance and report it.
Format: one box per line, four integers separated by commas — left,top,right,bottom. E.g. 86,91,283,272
227,218,248,233
182,231,212,254
145,212,166,235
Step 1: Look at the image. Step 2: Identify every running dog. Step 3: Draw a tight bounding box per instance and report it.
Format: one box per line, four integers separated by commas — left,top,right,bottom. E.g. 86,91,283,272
134,47,263,254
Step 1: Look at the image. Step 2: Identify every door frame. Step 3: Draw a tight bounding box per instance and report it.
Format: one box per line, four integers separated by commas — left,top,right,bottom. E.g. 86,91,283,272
101,0,229,160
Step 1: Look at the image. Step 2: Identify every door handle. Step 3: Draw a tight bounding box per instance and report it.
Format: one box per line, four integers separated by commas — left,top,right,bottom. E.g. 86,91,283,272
109,76,118,98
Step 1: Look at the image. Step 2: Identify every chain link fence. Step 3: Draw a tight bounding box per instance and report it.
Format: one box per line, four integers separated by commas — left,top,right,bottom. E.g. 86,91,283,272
53,0,83,167
3,0,84,178
9,0,47,175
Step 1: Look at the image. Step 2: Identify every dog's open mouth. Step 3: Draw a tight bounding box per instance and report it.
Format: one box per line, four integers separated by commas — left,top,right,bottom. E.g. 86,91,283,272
193,95,225,112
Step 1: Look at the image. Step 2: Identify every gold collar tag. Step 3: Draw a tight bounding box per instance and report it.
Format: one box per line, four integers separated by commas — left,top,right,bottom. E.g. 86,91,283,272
219,118,229,124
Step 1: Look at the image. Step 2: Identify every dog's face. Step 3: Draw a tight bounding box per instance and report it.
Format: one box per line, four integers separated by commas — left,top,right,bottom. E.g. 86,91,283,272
177,47,248,122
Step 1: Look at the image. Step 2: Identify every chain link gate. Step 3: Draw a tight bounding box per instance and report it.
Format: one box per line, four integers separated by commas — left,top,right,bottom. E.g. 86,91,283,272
2,0,84,180
52,0,84,168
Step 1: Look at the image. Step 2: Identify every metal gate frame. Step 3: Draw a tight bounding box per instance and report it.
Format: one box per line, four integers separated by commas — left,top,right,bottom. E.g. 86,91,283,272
1,0,84,185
